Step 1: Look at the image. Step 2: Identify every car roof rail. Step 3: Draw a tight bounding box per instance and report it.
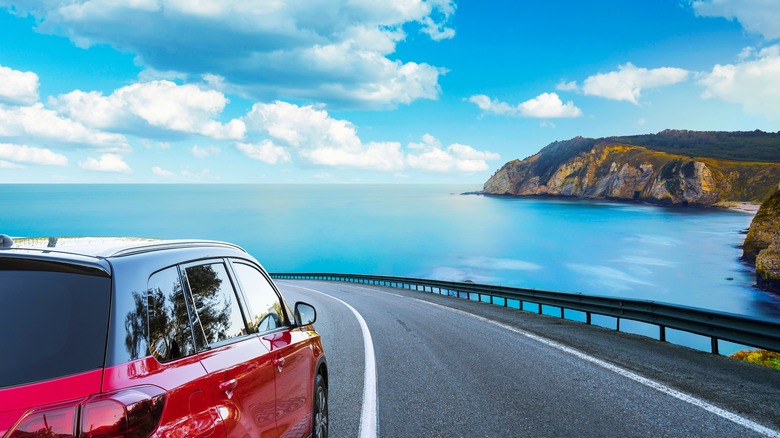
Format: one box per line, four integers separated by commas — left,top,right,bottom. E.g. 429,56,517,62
107,240,247,257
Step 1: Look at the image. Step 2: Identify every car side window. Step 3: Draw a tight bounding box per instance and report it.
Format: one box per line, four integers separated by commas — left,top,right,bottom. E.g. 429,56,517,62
232,262,286,333
147,267,197,362
183,262,248,345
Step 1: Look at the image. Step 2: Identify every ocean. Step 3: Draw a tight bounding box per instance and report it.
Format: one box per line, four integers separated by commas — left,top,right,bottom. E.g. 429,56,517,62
3,184,778,321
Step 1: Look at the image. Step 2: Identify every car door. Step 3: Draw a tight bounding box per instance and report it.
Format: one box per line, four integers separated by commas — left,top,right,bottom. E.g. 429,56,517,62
143,266,226,438
230,260,315,437
182,260,278,437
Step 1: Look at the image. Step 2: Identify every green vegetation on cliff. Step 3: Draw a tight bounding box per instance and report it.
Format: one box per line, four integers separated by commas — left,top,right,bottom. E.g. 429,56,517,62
610,130,780,163
484,130,780,206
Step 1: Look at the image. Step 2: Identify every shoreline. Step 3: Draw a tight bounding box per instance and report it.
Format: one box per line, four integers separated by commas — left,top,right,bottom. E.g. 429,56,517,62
464,191,761,214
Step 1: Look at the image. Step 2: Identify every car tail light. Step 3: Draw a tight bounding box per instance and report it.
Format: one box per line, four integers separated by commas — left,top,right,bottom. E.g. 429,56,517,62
6,386,166,438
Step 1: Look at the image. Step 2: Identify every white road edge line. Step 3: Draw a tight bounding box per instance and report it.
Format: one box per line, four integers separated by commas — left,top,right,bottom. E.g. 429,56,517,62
354,285,780,438
280,283,378,438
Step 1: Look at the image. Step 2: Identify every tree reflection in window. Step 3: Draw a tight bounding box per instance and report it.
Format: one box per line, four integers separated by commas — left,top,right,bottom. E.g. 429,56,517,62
185,263,246,345
147,267,196,362
232,262,286,333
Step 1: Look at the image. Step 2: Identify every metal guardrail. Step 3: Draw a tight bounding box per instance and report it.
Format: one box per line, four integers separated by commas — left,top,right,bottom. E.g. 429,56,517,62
271,272,780,354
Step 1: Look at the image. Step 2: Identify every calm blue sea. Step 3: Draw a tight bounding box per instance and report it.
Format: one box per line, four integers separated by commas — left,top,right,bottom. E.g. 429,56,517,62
3,184,778,321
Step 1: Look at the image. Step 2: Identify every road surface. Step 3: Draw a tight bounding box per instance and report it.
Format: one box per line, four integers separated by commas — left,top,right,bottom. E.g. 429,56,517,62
277,280,780,437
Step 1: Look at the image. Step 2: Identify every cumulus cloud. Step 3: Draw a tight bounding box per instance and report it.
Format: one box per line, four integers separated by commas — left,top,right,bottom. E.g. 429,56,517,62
555,80,579,92
243,102,497,172
0,103,128,150
582,63,689,104
245,100,405,171
5,0,456,107
698,45,780,118
0,143,68,166
406,134,499,172
693,0,780,40
191,145,221,158
79,153,131,173
468,93,582,118
0,160,21,169
236,141,291,165
152,166,175,177
50,80,246,140
151,165,213,180
0,64,39,106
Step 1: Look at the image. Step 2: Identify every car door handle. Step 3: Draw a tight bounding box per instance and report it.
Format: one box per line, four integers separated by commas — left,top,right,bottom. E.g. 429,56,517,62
218,379,238,393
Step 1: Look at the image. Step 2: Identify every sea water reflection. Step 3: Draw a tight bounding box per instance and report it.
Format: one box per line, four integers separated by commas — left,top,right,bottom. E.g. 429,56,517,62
2,184,778,322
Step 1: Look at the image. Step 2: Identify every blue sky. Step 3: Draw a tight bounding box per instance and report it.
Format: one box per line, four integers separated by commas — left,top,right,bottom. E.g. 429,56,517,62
0,0,778,183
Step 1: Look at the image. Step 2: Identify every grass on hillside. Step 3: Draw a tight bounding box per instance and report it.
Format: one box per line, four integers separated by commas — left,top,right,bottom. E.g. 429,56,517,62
730,349,780,370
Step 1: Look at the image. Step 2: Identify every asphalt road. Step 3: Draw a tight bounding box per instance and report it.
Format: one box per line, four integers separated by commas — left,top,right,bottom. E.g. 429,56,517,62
277,280,780,438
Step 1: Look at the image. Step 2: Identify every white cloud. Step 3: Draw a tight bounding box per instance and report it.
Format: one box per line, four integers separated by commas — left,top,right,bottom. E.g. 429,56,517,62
698,45,780,118
245,100,405,171
51,80,246,140
0,64,39,106
0,160,22,169
79,153,131,173
243,102,497,173
0,103,128,150
8,0,456,107
191,145,221,158
151,165,215,180
555,80,579,92
0,143,68,166
468,93,582,118
693,0,780,40
406,134,499,172
582,63,689,104
236,141,291,165
152,166,175,177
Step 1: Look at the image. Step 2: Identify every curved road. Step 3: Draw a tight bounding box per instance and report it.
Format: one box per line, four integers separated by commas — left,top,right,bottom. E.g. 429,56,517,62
278,280,780,438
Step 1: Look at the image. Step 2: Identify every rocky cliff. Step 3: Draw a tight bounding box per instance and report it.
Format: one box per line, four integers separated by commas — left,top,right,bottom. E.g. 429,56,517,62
743,190,780,293
483,132,780,206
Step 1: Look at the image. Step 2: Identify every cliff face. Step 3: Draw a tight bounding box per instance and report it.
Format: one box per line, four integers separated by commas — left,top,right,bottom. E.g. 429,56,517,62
744,190,780,293
484,137,780,206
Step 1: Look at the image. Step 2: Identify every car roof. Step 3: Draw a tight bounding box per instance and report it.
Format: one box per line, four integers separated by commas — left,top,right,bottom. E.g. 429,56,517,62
0,236,246,258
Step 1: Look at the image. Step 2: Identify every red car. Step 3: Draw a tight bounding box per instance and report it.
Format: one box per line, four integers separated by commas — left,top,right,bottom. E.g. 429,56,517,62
0,236,328,438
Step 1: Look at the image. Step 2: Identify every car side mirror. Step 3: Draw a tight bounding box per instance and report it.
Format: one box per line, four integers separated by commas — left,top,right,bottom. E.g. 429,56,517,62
294,302,317,326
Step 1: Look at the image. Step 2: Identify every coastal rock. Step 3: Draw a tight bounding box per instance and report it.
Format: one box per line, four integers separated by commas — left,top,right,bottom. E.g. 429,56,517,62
744,189,780,293
743,189,780,263
483,132,780,206
756,240,780,293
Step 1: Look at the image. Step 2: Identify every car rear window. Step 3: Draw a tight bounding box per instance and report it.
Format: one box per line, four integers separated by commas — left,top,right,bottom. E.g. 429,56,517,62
0,262,111,389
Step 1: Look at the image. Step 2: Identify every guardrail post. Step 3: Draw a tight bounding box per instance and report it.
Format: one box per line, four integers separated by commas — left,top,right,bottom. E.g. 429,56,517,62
711,338,719,355
659,326,666,343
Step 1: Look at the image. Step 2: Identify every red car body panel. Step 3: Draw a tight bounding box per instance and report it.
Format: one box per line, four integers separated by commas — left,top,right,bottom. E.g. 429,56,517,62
0,370,102,436
198,335,278,437
101,356,225,438
264,329,318,436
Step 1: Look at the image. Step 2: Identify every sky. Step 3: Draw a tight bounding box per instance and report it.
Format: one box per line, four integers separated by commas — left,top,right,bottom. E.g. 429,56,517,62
0,0,778,184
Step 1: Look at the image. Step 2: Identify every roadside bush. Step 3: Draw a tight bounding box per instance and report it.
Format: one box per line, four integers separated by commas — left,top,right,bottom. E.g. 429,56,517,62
730,349,780,370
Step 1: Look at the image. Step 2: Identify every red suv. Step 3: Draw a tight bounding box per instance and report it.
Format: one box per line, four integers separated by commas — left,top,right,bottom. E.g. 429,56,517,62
0,236,328,438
